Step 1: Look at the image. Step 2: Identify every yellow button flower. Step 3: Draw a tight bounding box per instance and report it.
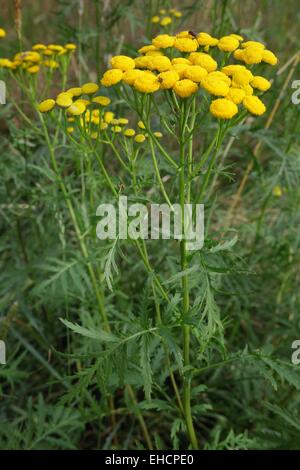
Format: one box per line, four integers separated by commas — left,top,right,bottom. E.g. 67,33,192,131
160,17,172,26
188,52,217,72
67,101,87,115
243,95,266,115
111,55,135,71
56,92,73,108
0,58,14,68
48,44,65,53
206,71,231,85
138,45,159,54
251,76,271,92
145,50,164,57
138,121,146,129
183,65,208,82
154,132,163,138
173,10,182,18
152,34,175,49
118,118,129,125
101,69,123,86
262,50,278,65
43,59,59,69
158,70,180,89
67,87,82,97
38,99,56,113
273,186,283,197
222,64,247,76
210,99,238,119
201,75,230,97
65,43,77,51
104,111,115,123
197,32,218,47
243,46,263,64
134,56,152,69
242,41,265,50
112,126,122,133
227,87,246,104
32,44,47,51
173,79,198,98
27,65,40,74
67,127,74,133
174,37,198,53
151,16,160,24
233,49,245,61
81,82,99,94
135,134,146,143
230,34,244,41
172,58,192,65
149,55,172,72
242,84,254,96
134,73,160,93
92,96,111,106
172,63,190,78
123,128,136,137
123,69,144,85
218,36,240,52
232,69,253,87
0,28,6,38
100,122,109,130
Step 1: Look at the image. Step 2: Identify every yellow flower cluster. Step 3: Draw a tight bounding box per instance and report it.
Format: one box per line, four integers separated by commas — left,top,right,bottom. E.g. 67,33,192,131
0,28,6,39
151,8,182,27
38,84,162,144
100,31,277,120
0,43,76,73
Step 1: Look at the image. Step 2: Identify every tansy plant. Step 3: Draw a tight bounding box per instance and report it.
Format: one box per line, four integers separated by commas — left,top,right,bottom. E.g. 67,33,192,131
38,30,277,449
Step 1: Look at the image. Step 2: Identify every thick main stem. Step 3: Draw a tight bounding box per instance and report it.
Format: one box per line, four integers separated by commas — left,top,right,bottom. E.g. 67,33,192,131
179,109,199,450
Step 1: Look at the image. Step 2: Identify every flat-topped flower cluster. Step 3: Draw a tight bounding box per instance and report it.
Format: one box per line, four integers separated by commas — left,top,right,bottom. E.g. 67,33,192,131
100,31,277,119
0,43,76,74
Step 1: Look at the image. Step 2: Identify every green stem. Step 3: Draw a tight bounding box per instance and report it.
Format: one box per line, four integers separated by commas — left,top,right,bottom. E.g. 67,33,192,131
179,107,198,450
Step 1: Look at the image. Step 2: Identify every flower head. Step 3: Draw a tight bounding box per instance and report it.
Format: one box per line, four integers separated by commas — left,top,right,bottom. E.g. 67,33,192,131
210,98,238,119
56,92,73,108
218,36,240,52
81,82,99,94
243,95,266,115
173,79,198,98
38,99,56,113
101,69,123,87
152,34,175,49
111,55,135,71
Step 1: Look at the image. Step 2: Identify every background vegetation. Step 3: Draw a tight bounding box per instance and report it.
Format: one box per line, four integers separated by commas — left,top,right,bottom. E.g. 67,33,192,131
1,0,300,450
